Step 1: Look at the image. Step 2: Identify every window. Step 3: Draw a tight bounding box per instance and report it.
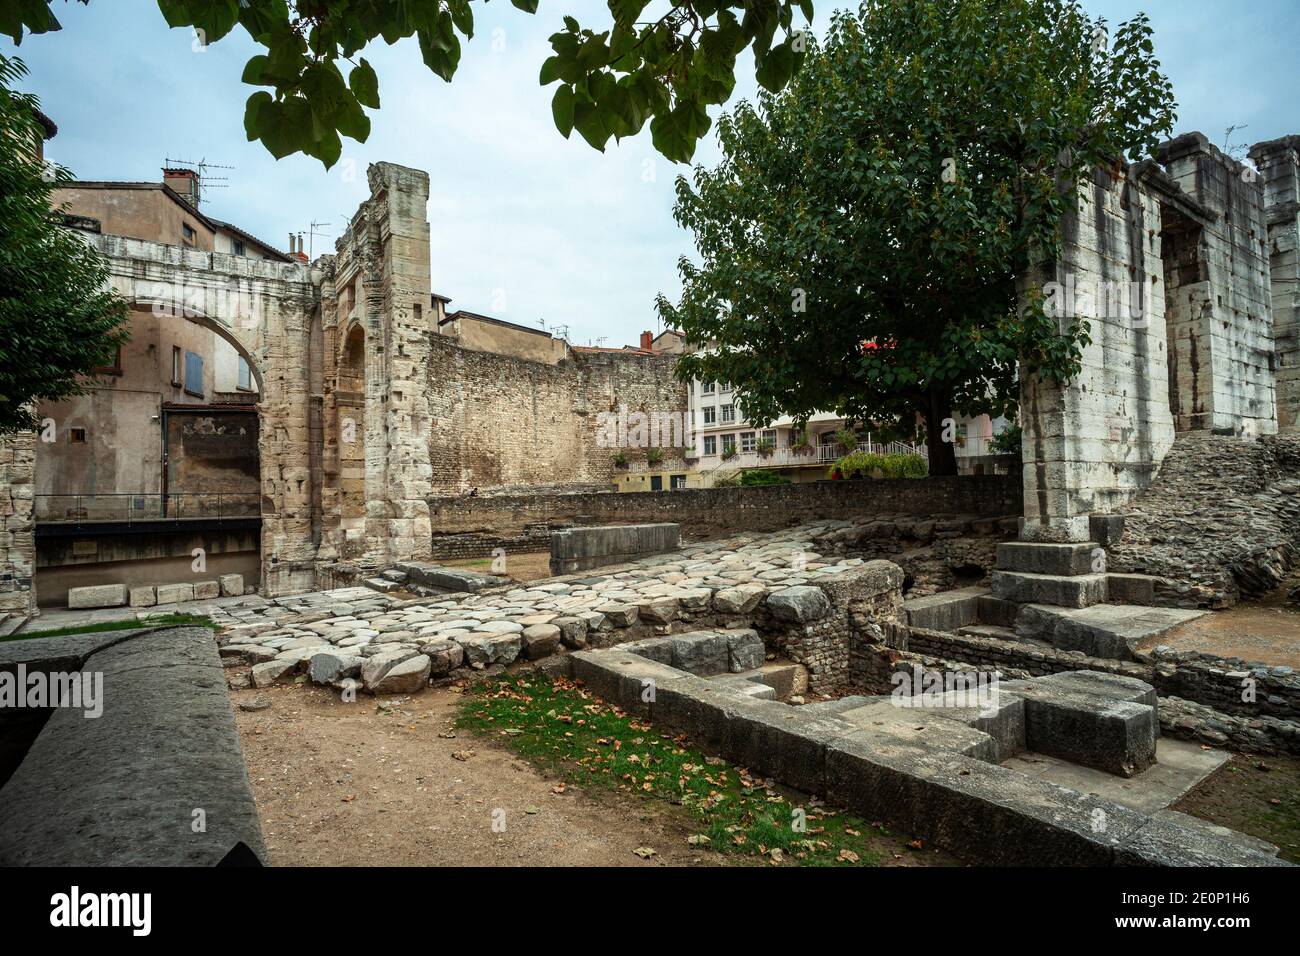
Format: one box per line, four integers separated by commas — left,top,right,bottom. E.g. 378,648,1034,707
721,434,737,455
701,380,715,395
671,474,687,490
171,346,183,386
703,435,717,456
762,429,778,446
68,427,87,444
721,404,736,423
183,350,204,398
94,346,122,376
182,222,196,244
702,406,716,425
719,381,732,393
237,355,253,391
740,431,756,453
233,239,246,256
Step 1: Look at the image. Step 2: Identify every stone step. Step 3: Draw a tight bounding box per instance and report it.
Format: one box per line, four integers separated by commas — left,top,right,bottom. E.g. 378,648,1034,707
828,696,1003,763
1013,603,1207,660
902,586,987,631
0,614,28,638
958,624,1019,641
976,594,1019,628
997,541,1102,576
990,570,1108,609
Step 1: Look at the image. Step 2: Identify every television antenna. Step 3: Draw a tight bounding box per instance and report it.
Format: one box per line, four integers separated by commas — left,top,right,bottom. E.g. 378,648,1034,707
162,156,233,205
304,220,331,258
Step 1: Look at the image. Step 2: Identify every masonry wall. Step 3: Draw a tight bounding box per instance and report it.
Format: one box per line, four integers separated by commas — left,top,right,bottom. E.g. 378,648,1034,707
1159,133,1277,434
428,475,1022,542
1250,136,1300,430
1018,165,1176,541
424,336,688,493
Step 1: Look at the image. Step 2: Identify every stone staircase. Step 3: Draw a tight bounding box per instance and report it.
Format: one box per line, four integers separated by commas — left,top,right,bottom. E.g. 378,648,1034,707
904,539,1208,660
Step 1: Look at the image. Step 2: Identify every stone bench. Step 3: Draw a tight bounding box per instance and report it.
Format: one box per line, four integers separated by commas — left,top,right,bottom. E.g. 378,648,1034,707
0,626,266,865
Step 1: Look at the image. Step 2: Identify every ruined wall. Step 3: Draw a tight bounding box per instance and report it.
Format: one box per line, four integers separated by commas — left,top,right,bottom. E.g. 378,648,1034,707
1018,165,1176,542
0,434,35,614
1251,136,1300,430
424,336,687,493
165,408,259,496
1158,133,1276,434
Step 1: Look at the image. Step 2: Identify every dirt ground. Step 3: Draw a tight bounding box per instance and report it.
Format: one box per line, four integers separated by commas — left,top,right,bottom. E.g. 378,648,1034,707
1138,596,1300,668
1173,752,1300,864
442,552,553,583
229,677,953,867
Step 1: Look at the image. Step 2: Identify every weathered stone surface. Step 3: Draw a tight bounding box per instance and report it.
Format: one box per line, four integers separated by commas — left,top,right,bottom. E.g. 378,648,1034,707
252,658,299,688
419,638,464,675
193,581,221,600
219,573,245,597
521,623,562,660
765,586,831,623
552,616,588,649
67,584,127,609
456,633,521,667
713,583,766,614
156,583,195,605
596,602,639,627
128,585,157,608
308,652,363,685
368,654,431,694
360,648,422,689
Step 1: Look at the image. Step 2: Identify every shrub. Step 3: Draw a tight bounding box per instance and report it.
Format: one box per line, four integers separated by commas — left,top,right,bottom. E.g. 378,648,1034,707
833,426,860,453
830,451,927,479
721,445,738,461
756,438,775,458
738,469,789,486
613,451,628,468
646,447,663,466
989,423,1022,456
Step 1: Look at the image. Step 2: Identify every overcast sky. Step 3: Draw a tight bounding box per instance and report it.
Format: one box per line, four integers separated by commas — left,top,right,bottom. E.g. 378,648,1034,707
4,1,1296,348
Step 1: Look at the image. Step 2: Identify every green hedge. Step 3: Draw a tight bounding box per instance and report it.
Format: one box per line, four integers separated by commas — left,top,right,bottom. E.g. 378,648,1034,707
830,451,928,480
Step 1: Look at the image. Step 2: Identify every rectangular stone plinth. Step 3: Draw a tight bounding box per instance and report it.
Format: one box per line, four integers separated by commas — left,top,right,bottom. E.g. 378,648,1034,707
67,584,127,609
549,523,679,575
997,541,1100,576
991,570,1108,608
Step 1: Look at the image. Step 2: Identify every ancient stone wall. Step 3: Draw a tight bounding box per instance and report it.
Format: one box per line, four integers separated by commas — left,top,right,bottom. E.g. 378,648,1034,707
423,336,686,493
0,433,35,614
1159,133,1277,434
427,475,1021,541
1018,165,1175,542
1251,136,1300,430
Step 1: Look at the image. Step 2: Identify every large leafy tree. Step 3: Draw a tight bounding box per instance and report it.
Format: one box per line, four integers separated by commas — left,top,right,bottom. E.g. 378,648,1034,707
0,54,127,434
2,0,814,166
659,0,1176,474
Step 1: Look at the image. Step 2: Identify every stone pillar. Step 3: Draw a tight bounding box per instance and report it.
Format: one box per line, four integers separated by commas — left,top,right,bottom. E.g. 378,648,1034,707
1159,132,1277,435
0,432,36,614
1018,165,1175,542
1248,135,1300,431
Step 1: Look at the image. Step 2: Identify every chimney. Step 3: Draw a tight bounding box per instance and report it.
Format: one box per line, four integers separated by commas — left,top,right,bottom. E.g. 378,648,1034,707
640,330,653,350
287,233,308,263
163,167,200,208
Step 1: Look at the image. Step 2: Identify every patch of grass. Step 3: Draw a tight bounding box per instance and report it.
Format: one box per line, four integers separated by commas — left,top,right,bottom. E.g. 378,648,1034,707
457,674,911,867
2,612,216,643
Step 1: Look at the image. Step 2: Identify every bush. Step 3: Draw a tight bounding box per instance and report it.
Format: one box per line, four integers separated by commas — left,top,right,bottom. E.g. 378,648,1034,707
646,447,663,466
989,423,1022,456
738,469,789,486
830,451,927,479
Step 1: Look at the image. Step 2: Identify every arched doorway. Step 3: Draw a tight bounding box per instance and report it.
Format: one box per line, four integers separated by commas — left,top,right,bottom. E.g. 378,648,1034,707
335,323,367,558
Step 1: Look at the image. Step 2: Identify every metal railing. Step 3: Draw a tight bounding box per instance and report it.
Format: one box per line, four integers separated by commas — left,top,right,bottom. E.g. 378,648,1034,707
35,492,260,523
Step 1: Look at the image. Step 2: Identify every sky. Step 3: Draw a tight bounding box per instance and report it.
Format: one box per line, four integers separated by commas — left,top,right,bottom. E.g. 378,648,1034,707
3,1,1297,348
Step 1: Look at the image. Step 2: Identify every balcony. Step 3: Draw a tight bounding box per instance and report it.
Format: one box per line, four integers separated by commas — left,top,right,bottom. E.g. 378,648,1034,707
34,492,261,536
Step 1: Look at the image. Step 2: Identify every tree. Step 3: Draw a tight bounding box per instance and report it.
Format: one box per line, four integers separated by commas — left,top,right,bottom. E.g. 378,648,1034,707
0,54,128,434
659,0,1176,474
1,0,814,166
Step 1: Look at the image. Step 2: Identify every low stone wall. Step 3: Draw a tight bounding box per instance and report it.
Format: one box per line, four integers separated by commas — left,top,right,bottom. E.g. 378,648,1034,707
889,626,1300,721
564,647,1284,866
0,626,266,865
550,523,680,575
428,475,1022,541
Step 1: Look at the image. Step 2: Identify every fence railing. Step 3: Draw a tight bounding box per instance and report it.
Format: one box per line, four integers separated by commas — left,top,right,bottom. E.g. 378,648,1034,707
35,493,260,524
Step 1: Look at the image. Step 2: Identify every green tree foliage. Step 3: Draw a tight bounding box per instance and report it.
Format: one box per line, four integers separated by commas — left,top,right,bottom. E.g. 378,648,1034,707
660,0,1176,473
1,1,814,166
0,54,128,434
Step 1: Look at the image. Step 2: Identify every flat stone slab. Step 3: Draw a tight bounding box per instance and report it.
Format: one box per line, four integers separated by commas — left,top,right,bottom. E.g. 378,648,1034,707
829,697,1002,763
997,541,1100,576
902,587,986,631
1003,738,1228,813
67,584,127,609
991,570,1108,609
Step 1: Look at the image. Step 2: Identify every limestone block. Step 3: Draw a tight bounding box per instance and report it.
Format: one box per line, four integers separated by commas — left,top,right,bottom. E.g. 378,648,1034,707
67,584,127,609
